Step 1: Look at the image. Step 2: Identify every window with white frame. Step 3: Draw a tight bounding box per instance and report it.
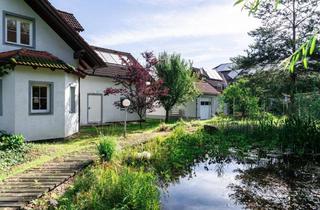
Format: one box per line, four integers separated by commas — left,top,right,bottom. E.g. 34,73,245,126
5,15,34,47
30,83,52,114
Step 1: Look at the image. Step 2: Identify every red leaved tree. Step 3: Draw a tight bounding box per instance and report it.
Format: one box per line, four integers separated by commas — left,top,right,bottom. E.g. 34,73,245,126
104,52,168,126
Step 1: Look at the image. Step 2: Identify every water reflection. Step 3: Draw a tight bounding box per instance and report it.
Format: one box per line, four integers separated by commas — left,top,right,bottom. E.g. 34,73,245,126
160,155,320,210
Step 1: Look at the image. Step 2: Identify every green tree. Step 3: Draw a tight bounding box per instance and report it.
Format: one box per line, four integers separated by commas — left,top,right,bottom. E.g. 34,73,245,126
223,79,260,118
232,0,320,114
155,52,199,123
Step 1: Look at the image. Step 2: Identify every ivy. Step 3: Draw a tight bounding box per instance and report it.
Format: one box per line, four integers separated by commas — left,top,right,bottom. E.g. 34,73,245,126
0,64,15,77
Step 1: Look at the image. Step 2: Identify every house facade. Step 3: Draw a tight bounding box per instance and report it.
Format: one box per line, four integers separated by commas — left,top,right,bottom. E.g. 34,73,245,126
0,0,129,141
79,46,140,125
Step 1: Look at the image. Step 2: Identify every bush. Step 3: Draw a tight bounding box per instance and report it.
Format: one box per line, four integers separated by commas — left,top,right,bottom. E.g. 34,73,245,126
0,132,29,172
0,132,25,151
58,166,160,210
97,136,117,161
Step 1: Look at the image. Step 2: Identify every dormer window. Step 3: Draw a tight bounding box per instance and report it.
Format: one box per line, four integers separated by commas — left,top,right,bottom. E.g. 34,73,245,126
4,13,34,47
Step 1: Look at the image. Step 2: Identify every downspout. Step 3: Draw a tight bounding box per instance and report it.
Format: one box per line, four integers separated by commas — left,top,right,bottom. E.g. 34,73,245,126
78,76,81,132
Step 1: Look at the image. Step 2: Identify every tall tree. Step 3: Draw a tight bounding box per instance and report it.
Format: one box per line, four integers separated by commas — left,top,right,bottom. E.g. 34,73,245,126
105,52,168,126
155,52,199,123
232,0,320,113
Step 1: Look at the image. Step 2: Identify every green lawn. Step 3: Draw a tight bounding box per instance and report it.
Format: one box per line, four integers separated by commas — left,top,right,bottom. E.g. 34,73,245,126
0,119,174,181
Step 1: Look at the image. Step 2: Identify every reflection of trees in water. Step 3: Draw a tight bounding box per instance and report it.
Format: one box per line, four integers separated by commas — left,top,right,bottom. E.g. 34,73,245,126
159,155,231,188
229,157,320,210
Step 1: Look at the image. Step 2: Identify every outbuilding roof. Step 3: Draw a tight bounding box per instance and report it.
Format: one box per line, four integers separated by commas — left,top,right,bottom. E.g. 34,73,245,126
196,81,220,96
0,49,85,77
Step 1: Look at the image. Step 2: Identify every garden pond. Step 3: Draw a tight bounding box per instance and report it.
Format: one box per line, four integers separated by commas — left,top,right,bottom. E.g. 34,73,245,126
160,154,320,210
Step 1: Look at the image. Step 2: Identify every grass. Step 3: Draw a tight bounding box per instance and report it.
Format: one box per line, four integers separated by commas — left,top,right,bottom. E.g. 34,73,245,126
54,120,226,210
23,115,320,209
58,165,160,210
0,119,173,181
56,121,204,210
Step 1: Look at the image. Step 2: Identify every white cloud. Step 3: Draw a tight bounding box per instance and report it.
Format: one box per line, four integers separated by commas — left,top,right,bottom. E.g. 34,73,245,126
88,3,260,47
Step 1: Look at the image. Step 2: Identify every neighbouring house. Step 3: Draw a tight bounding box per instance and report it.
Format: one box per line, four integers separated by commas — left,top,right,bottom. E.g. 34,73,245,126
148,68,222,120
79,46,140,125
213,63,243,85
0,0,139,141
193,67,227,92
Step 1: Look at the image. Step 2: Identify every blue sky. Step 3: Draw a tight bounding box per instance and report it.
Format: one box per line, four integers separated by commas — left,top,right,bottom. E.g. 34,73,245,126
50,0,259,69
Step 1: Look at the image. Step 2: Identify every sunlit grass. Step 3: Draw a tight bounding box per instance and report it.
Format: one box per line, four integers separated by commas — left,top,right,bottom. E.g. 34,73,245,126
0,119,173,181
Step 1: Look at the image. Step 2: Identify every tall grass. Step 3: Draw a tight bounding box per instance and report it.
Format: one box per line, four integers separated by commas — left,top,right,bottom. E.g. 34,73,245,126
213,116,320,154
97,136,117,161
58,166,160,210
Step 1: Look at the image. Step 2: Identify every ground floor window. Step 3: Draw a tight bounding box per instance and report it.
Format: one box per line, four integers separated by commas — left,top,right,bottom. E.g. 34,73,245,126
70,86,76,113
29,82,53,114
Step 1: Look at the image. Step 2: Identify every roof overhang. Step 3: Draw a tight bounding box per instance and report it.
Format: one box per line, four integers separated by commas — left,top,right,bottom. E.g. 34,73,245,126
0,49,86,78
23,0,105,68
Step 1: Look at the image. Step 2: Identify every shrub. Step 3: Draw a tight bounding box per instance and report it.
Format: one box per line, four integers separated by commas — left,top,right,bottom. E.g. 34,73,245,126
0,132,25,151
97,136,117,161
58,166,160,210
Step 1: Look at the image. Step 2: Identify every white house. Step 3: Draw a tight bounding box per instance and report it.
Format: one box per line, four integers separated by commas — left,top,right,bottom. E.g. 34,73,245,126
79,46,140,125
0,0,139,141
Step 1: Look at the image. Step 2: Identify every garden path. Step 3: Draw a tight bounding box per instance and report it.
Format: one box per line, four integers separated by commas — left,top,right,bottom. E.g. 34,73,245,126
0,130,170,210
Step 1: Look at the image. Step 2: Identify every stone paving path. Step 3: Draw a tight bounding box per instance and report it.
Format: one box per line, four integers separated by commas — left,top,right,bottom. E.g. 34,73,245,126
0,149,97,210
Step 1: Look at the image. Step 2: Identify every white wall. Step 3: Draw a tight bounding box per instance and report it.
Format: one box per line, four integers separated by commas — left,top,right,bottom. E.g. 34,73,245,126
147,95,220,120
80,76,140,125
0,73,15,133
64,74,79,137
0,0,76,66
14,67,65,140
0,0,81,140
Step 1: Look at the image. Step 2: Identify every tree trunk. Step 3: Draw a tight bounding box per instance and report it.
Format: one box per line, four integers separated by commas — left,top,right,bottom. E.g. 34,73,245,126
165,109,170,123
289,0,297,116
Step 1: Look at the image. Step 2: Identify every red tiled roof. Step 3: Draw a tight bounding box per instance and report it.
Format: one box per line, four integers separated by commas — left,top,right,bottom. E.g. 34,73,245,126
196,81,220,96
57,10,84,32
0,49,85,77
23,0,105,67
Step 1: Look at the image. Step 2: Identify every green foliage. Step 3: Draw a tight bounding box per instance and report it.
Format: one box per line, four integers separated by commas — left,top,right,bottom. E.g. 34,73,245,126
232,0,320,73
0,132,29,172
97,136,117,161
58,166,160,210
123,125,230,184
213,116,320,154
223,79,260,118
234,0,281,14
296,92,320,120
0,132,25,150
155,52,199,122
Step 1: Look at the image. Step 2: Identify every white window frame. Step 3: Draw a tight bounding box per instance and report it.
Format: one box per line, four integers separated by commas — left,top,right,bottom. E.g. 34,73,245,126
30,83,52,115
4,15,34,47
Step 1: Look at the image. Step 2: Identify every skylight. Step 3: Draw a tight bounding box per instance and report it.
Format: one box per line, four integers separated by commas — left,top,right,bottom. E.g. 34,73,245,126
95,50,129,65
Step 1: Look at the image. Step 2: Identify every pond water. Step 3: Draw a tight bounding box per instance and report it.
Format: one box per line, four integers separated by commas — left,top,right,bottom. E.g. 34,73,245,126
160,155,320,210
